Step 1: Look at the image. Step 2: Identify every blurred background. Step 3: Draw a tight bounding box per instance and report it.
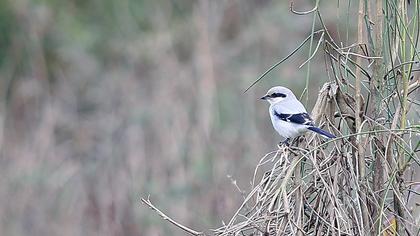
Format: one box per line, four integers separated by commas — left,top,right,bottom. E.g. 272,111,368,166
0,0,357,235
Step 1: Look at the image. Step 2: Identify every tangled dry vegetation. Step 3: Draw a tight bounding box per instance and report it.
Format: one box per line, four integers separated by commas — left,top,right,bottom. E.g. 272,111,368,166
214,82,418,235
143,1,419,235
144,78,419,235
214,1,420,235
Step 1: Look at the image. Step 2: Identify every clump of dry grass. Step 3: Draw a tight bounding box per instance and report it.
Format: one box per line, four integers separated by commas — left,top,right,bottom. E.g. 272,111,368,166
144,79,418,235
213,1,420,235
214,83,418,235
143,1,420,235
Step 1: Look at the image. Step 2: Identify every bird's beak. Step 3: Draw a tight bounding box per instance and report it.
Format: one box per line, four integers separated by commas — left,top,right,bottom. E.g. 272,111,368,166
260,95,269,100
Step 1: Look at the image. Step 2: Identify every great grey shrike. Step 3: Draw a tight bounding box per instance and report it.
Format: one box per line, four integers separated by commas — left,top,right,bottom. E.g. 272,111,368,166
261,86,335,144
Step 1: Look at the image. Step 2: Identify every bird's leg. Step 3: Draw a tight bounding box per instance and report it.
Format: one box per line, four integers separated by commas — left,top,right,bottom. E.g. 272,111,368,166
277,138,290,148
292,137,301,146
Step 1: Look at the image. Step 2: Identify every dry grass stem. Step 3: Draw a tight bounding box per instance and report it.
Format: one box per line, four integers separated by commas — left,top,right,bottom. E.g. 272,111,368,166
141,197,206,236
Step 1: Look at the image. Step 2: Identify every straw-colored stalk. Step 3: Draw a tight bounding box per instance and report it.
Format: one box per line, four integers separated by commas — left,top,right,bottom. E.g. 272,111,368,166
355,0,369,232
371,0,386,234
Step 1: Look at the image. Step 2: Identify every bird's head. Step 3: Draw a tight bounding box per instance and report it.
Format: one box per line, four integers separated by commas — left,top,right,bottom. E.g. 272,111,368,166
260,86,296,105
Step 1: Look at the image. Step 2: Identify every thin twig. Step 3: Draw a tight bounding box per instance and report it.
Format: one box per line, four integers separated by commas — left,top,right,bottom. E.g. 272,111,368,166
243,30,324,93
299,32,325,69
141,197,206,236
290,1,317,15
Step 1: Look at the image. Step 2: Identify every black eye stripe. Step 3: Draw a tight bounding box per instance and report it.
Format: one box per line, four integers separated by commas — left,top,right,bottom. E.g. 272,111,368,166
271,93,286,98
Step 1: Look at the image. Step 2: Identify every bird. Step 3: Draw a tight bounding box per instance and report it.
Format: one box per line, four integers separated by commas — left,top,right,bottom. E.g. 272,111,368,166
261,86,335,145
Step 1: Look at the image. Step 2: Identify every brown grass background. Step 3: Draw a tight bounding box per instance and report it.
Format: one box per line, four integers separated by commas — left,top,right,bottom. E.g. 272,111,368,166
0,1,366,235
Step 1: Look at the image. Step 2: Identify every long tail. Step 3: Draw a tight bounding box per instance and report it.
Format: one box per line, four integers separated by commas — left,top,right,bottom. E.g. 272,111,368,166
307,126,336,139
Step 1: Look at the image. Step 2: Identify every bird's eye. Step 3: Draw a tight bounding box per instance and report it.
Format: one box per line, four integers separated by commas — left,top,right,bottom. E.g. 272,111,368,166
271,93,286,98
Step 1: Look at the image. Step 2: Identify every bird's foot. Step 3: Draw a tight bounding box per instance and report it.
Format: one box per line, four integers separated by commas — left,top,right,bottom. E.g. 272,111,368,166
277,138,290,149
283,138,291,146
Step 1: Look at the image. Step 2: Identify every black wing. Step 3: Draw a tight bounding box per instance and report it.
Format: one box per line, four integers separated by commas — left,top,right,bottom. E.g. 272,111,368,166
274,112,314,126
